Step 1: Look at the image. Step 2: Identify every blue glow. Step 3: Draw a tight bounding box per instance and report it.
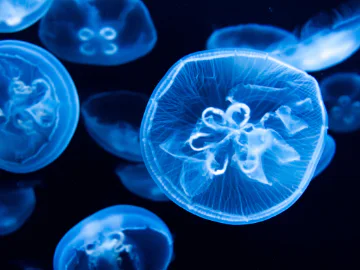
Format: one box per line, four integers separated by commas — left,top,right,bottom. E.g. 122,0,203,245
0,0,53,33
141,49,327,225
0,40,79,173
320,72,360,133
38,0,157,66
0,187,35,236
314,134,336,178
116,163,169,202
82,90,147,162
53,205,173,270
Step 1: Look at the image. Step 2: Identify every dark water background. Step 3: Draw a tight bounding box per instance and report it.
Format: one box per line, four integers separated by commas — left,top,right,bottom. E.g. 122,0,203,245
0,0,358,269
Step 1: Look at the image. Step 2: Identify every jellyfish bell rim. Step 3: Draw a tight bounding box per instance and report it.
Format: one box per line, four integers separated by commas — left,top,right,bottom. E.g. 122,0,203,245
0,40,80,173
313,134,336,178
140,48,328,225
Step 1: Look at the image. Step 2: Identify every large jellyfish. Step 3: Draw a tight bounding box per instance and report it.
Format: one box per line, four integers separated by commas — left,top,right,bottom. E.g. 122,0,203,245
0,40,79,173
141,49,327,224
320,72,360,133
82,90,147,162
38,0,157,66
313,134,336,178
0,0,53,33
0,187,36,236
53,205,173,270
116,163,169,202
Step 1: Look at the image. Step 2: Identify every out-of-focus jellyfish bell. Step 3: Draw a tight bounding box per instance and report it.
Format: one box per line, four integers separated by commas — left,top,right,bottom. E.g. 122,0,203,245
313,134,336,178
53,205,173,270
0,0,53,33
82,90,147,162
116,163,169,202
320,72,360,133
0,187,36,236
38,0,157,66
141,49,327,224
0,40,79,173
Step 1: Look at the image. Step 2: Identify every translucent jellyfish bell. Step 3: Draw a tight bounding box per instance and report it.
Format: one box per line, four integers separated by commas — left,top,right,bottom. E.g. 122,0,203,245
0,40,79,173
0,0,54,33
0,187,36,236
53,205,173,270
320,72,360,133
82,90,148,162
141,49,327,224
38,0,157,66
313,134,336,178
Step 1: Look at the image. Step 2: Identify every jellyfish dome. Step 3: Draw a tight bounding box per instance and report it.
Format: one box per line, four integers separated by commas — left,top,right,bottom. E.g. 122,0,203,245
313,134,336,178
0,0,53,33
320,72,360,133
0,187,36,236
38,0,157,66
0,40,79,173
53,205,173,270
82,90,148,162
141,49,327,224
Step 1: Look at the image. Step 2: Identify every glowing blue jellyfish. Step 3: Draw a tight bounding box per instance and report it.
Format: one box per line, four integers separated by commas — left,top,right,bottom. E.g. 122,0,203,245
53,205,173,270
82,91,147,162
141,49,327,224
116,163,169,202
0,40,79,173
320,72,360,133
0,187,35,236
313,134,336,178
0,0,53,33
38,0,157,66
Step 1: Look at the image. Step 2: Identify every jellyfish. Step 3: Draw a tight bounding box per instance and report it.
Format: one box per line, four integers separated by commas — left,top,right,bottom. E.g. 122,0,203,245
140,49,327,224
0,0,53,33
53,205,173,270
82,91,147,162
0,187,36,236
0,40,79,173
320,72,360,133
313,134,336,178
116,163,169,202
38,0,157,66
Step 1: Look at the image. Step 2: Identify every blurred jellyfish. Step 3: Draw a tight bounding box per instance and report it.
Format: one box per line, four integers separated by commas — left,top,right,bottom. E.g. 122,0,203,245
53,205,173,270
0,187,36,236
82,90,148,162
313,134,336,178
116,163,169,202
320,72,360,133
141,49,327,224
0,40,79,173
38,0,157,66
0,0,53,33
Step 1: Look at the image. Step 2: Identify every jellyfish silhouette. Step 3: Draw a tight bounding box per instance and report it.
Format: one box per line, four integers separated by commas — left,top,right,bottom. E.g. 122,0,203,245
38,0,157,66
53,205,173,270
0,40,79,173
320,72,360,133
313,134,336,178
0,187,35,236
141,49,327,224
82,90,148,162
116,163,169,202
0,0,53,33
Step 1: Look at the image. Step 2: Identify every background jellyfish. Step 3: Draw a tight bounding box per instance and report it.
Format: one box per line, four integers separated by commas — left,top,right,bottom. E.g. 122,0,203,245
141,49,327,224
82,90,148,162
53,205,173,270
320,72,360,133
0,40,79,173
116,163,169,202
38,0,157,66
313,134,336,178
0,187,36,236
0,0,53,33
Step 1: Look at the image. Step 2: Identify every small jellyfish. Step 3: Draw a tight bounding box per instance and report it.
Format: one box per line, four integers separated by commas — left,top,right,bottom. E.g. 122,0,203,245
53,205,173,270
0,40,79,173
320,72,360,133
313,134,336,178
38,0,157,66
0,187,36,236
116,163,169,202
82,91,148,162
141,49,327,224
0,0,53,33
